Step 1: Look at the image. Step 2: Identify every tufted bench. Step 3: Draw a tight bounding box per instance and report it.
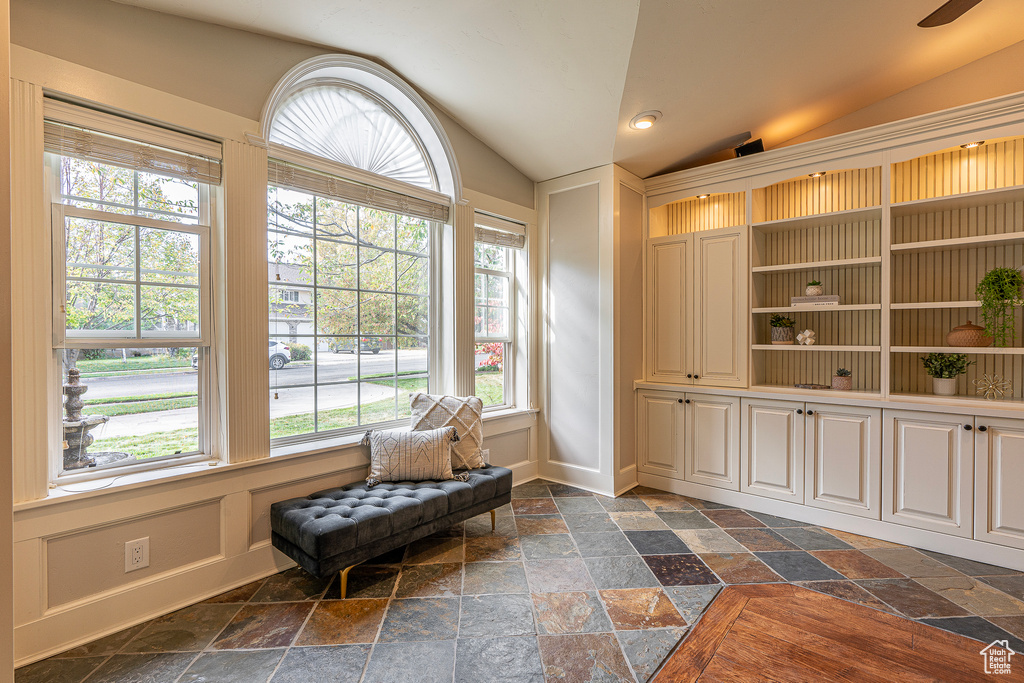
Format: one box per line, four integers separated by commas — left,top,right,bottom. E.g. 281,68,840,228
271,465,512,595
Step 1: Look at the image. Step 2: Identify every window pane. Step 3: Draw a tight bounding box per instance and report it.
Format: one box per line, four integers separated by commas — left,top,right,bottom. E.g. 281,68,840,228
487,274,509,305
360,292,395,335
396,336,429,419
316,289,357,336
397,295,429,337
316,197,358,243
269,230,314,285
140,285,200,338
65,217,135,281
397,215,429,254
360,208,396,250
397,254,428,295
317,383,359,432
271,284,313,336
66,281,135,335
60,347,199,471
316,240,357,289
360,381,397,424
270,386,314,439
61,158,135,214
474,342,505,407
486,306,508,340
359,247,395,292
136,171,200,221
268,186,315,237
474,243,506,270
140,228,199,285
269,337,306,388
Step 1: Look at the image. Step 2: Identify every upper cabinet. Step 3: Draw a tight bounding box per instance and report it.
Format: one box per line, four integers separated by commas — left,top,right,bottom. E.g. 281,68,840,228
646,193,748,388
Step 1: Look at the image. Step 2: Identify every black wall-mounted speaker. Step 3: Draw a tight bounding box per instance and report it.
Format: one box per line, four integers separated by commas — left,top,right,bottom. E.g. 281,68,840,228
734,138,765,157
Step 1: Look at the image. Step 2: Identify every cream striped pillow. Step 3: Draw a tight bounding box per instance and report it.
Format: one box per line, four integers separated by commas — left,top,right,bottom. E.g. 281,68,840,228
362,426,464,486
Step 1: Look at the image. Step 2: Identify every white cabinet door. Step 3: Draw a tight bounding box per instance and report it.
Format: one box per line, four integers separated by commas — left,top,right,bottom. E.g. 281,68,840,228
883,410,974,538
693,227,748,388
975,417,1024,549
685,394,740,490
740,398,804,502
805,403,881,519
637,390,686,479
646,237,691,383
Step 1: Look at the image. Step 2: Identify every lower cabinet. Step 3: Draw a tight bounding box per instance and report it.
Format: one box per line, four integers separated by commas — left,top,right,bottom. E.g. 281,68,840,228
739,399,880,516
637,390,739,490
883,409,974,538
975,416,1024,550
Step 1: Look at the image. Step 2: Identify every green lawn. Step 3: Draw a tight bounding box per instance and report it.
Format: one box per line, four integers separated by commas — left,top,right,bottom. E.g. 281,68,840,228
76,355,192,376
89,372,506,458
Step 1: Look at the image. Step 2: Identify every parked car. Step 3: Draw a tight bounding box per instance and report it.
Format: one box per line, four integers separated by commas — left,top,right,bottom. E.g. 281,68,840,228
332,337,382,354
192,341,292,370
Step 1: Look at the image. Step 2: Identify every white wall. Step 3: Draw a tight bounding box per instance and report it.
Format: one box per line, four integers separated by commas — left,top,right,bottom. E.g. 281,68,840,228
9,0,535,208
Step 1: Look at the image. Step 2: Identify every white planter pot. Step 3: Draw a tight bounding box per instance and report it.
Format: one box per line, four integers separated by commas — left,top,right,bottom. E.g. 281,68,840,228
932,377,957,396
805,285,823,297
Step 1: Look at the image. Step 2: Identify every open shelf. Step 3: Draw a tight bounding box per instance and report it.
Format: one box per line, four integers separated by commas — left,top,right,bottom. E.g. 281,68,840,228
889,391,1024,407
753,304,880,313
751,207,882,233
751,256,882,274
891,232,1024,254
890,184,1024,217
890,301,980,310
892,345,1024,355
752,344,880,352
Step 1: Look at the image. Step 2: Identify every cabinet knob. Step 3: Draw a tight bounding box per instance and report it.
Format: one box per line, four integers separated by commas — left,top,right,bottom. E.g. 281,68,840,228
686,374,693,378
685,399,691,404
964,424,973,431
796,409,803,415
694,375,699,379
677,398,683,404
806,410,814,416
979,425,988,432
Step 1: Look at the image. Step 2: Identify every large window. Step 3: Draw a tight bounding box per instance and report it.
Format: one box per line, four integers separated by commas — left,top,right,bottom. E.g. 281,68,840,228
48,119,217,477
268,184,431,441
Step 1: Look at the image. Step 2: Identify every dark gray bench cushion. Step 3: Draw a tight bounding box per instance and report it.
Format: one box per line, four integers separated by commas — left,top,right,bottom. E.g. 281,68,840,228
271,465,512,578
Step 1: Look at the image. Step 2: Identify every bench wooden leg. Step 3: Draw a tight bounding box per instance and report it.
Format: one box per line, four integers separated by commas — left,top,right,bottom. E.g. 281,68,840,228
339,564,358,599
491,509,496,531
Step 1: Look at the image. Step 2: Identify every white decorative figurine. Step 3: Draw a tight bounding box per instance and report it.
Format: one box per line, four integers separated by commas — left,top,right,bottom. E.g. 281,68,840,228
796,329,816,346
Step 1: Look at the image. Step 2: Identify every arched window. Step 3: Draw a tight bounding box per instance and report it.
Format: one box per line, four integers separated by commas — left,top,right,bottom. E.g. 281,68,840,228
261,56,459,445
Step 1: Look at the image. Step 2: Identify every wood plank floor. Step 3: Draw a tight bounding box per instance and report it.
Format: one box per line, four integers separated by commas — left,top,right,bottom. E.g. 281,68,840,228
654,583,1024,682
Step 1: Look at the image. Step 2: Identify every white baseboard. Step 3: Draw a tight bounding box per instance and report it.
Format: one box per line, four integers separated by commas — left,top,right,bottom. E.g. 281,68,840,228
637,471,1024,572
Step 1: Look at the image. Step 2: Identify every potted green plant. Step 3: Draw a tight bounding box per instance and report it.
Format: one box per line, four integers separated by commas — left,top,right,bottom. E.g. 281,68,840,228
975,267,1023,347
920,353,974,396
832,367,852,391
805,280,823,297
770,314,796,345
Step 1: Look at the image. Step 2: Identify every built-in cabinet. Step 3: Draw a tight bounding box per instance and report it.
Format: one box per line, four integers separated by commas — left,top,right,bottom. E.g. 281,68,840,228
637,389,739,490
645,225,748,388
975,417,1024,550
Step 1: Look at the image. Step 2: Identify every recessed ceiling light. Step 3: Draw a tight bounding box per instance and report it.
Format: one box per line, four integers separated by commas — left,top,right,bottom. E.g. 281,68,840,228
629,111,662,130
960,141,985,149
697,194,710,199
808,171,827,178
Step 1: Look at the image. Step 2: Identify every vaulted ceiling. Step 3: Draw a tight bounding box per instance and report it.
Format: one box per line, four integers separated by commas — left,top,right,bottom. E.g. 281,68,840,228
111,0,1024,182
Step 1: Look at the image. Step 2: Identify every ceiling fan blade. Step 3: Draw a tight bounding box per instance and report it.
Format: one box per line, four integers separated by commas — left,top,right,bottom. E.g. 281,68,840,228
918,0,983,27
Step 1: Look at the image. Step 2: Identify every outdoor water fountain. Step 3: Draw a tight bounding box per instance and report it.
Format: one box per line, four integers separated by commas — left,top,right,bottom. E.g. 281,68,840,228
62,367,109,471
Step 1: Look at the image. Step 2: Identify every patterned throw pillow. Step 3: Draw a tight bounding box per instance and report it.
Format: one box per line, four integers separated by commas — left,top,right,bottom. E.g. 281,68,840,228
410,393,485,470
362,426,464,486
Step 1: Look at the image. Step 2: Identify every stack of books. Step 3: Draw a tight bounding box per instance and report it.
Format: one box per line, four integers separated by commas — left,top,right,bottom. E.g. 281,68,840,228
791,295,840,308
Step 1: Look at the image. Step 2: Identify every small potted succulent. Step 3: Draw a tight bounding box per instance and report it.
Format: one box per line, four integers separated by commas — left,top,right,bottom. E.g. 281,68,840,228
832,368,852,391
770,314,796,345
920,353,974,396
805,280,823,297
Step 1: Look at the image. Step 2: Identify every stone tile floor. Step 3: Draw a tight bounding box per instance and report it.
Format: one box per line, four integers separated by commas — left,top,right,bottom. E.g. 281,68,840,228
16,481,1024,682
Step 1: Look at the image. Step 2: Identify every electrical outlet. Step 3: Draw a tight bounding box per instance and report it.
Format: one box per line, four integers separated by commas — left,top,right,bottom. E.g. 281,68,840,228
481,449,490,462
125,537,150,573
